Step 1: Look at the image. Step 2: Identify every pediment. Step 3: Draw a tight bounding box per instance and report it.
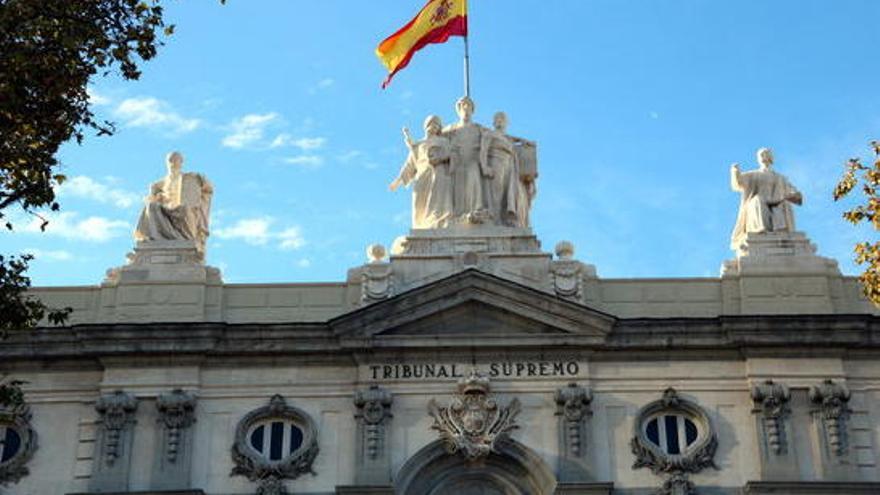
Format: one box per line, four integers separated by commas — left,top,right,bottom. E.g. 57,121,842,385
331,269,615,343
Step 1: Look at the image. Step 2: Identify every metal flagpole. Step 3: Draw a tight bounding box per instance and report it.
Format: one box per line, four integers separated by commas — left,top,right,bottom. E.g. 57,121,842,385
463,35,471,98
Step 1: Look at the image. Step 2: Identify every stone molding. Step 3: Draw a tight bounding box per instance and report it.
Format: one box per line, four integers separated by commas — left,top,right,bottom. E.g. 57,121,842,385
810,379,852,458
353,385,393,485
428,369,521,462
230,395,319,495
555,383,593,482
751,380,791,455
0,403,37,486
553,482,614,494
743,481,880,494
631,388,718,495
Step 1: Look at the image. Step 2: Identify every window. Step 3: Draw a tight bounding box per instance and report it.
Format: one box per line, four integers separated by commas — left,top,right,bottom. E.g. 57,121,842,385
644,413,699,455
247,419,304,461
1,425,23,463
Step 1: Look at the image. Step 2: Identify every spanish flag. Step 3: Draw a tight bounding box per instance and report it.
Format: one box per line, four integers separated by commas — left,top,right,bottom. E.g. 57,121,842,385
376,0,468,89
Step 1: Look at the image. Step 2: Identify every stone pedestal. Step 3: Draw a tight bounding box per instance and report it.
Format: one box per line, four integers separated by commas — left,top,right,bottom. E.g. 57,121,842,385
104,241,221,285
389,226,552,294
721,232,844,315
98,241,223,323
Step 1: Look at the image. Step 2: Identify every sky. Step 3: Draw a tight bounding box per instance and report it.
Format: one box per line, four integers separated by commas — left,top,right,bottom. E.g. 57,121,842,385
5,0,880,286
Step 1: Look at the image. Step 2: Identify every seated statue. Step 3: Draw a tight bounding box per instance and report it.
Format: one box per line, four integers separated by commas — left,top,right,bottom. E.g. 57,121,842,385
134,151,213,257
730,147,802,250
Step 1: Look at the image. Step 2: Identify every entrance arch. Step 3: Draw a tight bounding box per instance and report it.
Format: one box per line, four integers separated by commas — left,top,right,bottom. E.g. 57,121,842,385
395,439,556,495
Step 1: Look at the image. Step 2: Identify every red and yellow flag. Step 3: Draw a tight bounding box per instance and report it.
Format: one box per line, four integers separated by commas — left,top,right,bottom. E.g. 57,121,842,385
376,0,468,89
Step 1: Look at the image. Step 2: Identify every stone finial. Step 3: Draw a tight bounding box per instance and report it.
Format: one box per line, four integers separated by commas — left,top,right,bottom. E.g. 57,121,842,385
366,243,387,263
555,241,575,260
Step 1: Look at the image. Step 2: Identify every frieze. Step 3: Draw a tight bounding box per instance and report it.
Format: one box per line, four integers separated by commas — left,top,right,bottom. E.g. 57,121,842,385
366,360,581,381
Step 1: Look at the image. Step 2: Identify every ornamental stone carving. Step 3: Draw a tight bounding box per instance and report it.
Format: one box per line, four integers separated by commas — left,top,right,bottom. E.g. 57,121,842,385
751,380,791,455
428,370,521,462
157,389,197,463
95,391,138,467
354,385,393,485
810,379,852,457
390,97,538,229
555,383,593,482
551,241,584,300
230,395,319,495
90,390,139,492
0,403,37,487
631,388,717,495
361,244,393,303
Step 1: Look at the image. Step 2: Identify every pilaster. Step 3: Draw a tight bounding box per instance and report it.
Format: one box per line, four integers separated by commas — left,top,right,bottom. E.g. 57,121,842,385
554,382,594,482
353,385,393,485
89,391,139,493
151,389,197,491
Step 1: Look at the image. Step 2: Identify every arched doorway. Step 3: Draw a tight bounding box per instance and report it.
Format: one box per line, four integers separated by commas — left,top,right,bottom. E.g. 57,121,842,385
395,439,556,495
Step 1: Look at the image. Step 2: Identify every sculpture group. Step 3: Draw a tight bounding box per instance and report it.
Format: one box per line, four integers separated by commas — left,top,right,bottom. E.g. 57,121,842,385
390,96,538,229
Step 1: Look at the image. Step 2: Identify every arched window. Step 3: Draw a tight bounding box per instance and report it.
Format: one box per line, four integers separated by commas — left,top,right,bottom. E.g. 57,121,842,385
0,405,38,486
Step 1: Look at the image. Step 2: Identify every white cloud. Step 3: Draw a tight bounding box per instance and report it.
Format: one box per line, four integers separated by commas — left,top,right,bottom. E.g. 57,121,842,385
278,227,305,251
88,87,111,106
309,78,335,94
222,113,280,149
57,176,140,209
270,134,326,151
337,150,364,163
23,248,73,262
214,217,305,250
283,155,324,168
22,212,129,242
295,258,311,268
114,97,200,135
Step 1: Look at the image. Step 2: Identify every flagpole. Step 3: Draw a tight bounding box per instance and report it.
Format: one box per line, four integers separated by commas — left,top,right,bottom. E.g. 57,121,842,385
463,35,471,98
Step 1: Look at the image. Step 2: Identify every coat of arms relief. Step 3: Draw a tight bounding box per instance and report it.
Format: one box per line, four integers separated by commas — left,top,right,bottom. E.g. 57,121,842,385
428,370,521,461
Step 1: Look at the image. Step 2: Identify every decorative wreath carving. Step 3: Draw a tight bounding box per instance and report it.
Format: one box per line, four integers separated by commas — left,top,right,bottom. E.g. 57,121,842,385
230,395,319,495
0,403,38,486
631,388,718,494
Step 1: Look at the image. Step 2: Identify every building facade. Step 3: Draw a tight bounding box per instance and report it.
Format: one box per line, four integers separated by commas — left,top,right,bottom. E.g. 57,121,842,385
3,129,880,495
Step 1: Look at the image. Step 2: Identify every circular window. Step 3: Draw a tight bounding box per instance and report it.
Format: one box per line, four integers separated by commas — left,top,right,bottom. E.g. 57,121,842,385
247,419,305,462
1,426,23,463
643,413,699,455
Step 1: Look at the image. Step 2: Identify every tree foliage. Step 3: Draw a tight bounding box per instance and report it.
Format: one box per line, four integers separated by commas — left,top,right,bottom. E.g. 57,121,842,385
834,141,880,306
0,0,188,406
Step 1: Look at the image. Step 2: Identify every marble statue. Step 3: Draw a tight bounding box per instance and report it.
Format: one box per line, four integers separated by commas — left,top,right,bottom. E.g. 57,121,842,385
444,96,488,223
391,97,538,229
480,112,520,226
134,151,213,256
390,115,456,229
730,147,802,250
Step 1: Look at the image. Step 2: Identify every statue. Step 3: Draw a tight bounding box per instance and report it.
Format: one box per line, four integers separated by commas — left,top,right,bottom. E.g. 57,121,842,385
443,96,488,223
390,115,455,229
390,97,538,229
134,151,213,257
730,147,802,250
480,112,520,226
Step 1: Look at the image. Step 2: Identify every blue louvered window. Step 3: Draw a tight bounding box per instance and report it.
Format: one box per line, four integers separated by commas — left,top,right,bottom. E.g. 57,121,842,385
644,414,698,455
248,420,304,462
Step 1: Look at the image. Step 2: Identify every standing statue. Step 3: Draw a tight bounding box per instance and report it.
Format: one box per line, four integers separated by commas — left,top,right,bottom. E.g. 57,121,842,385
443,96,488,223
134,151,213,257
390,115,455,229
480,112,520,226
730,147,802,250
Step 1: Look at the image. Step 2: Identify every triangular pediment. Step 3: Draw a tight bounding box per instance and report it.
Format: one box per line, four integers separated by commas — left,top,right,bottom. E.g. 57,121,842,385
331,269,615,344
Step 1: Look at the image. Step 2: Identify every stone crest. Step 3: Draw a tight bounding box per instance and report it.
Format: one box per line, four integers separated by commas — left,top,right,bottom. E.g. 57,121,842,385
428,370,521,461
0,403,37,486
230,395,319,495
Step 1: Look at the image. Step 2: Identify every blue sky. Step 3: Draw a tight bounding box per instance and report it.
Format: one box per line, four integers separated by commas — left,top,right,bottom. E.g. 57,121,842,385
5,0,880,285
